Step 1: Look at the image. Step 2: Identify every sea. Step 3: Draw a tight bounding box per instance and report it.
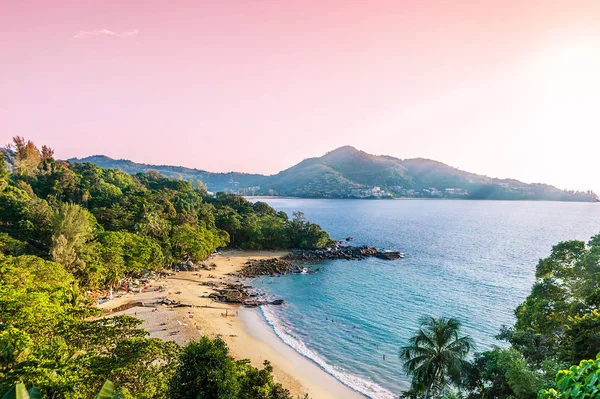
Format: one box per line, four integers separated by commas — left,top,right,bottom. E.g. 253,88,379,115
247,199,600,399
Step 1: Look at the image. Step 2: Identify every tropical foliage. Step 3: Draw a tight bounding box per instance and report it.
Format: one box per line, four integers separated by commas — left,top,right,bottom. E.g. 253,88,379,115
401,233,600,399
539,353,600,399
0,137,330,398
464,234,600,399
0,136,332,288
168,337,295,399
399,317,474,398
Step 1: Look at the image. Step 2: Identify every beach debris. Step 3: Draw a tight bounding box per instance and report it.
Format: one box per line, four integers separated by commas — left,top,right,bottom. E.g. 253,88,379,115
160,297,181,306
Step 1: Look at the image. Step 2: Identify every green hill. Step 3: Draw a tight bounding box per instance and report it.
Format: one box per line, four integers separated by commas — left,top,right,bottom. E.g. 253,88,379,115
69,155,267,193
70,147,598,202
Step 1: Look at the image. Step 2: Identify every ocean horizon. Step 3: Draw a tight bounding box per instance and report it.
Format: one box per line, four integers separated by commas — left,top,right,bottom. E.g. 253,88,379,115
247,198,600,398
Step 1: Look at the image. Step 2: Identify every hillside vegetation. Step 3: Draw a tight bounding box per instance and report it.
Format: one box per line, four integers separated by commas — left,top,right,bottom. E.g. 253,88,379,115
1,137,333,398
0,137,333,398
72,146,597,202
399,233,600,399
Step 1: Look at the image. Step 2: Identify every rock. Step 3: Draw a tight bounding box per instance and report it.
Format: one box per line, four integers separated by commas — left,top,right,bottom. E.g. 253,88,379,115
208,283,250,304
236,258,302,278
284,245,402,262
374,252,404,260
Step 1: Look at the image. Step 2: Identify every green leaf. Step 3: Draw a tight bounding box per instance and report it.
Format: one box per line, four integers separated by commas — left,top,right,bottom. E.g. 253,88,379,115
26,387,40,399
2,383,30,399
95,380,115,399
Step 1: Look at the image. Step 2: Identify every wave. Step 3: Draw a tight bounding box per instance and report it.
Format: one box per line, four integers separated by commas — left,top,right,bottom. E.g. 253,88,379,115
260,305,396,399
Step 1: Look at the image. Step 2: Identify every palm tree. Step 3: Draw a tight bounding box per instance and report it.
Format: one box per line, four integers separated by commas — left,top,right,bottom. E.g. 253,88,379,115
399,316,474,399
105,267,121,300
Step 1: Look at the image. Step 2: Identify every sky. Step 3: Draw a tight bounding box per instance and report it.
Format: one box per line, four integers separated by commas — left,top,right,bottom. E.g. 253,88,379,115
1,0,599,193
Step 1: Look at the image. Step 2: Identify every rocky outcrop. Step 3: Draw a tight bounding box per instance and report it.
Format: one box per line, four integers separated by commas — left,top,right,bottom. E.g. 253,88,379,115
172,261,217,272
173,261,198,272
208,282,284,307
374,251,403,260
209,287,247,303
285,245,403,261
236,258,302,278
209,245,402,308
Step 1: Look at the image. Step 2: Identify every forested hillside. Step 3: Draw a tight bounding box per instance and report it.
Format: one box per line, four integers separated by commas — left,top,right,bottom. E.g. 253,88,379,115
69,155,267,193
73,146,598,201
0,137,330,398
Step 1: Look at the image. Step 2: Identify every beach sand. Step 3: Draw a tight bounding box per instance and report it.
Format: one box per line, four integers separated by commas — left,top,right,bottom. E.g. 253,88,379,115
98,250,365,399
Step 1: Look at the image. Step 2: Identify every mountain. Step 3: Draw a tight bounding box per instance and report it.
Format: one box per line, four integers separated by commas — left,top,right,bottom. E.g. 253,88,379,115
68,155,268,193
69,147,598,202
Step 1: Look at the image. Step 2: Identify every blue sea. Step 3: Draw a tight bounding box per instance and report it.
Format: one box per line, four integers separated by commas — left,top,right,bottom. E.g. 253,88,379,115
247,199,600,399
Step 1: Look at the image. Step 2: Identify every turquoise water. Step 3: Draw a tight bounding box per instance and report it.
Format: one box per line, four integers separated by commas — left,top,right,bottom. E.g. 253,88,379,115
249,199,600,398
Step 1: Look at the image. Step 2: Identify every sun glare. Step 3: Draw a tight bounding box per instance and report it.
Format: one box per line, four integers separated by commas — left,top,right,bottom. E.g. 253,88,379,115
534,41,600,123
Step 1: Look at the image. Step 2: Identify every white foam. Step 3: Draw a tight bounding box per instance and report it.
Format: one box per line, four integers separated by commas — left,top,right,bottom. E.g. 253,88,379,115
260,306,396,399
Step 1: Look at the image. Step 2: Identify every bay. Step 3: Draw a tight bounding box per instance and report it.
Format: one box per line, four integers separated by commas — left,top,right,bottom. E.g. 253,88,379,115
248,199,600,398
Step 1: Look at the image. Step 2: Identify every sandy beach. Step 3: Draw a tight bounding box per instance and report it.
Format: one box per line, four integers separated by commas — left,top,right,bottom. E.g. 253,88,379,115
98,250,365,399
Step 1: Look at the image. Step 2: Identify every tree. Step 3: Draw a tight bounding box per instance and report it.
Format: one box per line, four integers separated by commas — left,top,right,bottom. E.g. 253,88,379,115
168,337,240,399
96,231,163,296
0,186,53,250
40,146,54,161
168,337,294,399
465,349,515,399
286,212,333,249
171,224,228,263
50,202,96,273
400,316,474,399
194,180,208,195
539,352,600,399
215,207,242,246
11,137,41,177
0,153,9,191
509,236,600,366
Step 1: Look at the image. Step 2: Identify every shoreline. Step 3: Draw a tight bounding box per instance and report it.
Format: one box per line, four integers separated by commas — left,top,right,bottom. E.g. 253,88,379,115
238,308,366,399
245,196,599,203
97,250,366,399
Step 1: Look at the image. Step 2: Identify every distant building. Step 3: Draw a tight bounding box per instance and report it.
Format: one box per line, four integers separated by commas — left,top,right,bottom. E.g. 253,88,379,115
423,187,442,197
444,188,468,196
350,186,389,198
372,186,384,197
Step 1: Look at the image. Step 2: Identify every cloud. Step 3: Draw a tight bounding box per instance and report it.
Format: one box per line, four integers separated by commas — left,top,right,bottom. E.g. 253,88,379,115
73,29,139,39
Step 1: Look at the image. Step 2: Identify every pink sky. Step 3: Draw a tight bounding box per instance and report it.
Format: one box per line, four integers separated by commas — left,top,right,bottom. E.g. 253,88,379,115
2,1,600,192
